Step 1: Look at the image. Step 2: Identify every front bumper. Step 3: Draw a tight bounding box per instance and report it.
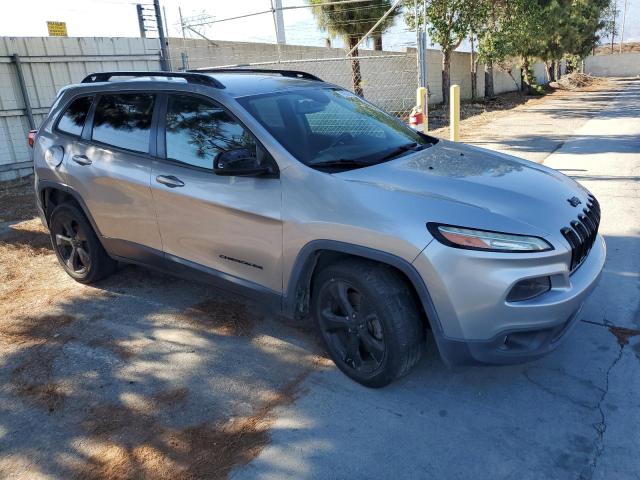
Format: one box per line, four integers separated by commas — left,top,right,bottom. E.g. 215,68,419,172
413,234,606,365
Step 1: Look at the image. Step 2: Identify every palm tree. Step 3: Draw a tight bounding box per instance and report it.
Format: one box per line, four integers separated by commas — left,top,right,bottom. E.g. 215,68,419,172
308,0,399,97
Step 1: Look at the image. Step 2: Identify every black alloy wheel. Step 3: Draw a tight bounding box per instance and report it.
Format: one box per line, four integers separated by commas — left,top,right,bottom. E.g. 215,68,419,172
317,279,387,375
312,259,425,387
49,203,116,284
52,212,91,275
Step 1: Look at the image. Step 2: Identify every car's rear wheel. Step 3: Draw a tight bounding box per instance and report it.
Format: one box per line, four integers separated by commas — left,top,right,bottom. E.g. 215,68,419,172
49,203,116,284
312,259,425,387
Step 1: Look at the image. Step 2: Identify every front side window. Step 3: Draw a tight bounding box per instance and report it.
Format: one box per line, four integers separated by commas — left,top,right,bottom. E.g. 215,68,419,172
239,88,435,169
57,96,93,136
91,93,154,153
165,94,256,169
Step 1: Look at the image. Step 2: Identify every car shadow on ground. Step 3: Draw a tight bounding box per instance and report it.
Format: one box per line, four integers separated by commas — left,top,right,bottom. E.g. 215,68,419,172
0,216,327,478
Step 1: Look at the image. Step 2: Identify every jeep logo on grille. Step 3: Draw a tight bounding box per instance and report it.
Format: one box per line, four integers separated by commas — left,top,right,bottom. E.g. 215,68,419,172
567,196,582,207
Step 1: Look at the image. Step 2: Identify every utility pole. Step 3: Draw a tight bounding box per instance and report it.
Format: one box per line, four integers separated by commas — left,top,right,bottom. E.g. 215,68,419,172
136,4,146,38
153,0,170,70
163,5,169,38
422,0,428,90
273,0,286,44
619,0,628,54
179,7,186,39
415,0,422,88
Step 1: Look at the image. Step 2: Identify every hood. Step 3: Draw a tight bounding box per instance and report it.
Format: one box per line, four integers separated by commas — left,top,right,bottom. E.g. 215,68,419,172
336,140,590,235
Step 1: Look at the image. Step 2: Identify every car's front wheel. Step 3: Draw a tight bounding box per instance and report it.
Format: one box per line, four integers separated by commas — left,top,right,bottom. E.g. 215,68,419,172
312,259,425,387
49,203,116,284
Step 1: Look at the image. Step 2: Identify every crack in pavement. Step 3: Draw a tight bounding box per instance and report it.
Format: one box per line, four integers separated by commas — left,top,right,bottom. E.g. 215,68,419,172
579,341,625,480
577,318,640,480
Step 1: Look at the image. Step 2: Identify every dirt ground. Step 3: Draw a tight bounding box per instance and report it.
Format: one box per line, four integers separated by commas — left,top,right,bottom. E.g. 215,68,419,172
0,180,330,479
428,77,612,140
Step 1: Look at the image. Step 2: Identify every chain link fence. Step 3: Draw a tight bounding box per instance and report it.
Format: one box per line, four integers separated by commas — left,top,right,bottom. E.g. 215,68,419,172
213,53,418,121
172,3,420,122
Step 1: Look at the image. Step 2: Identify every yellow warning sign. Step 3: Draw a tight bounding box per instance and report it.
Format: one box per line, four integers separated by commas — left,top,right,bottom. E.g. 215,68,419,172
47,21,68,37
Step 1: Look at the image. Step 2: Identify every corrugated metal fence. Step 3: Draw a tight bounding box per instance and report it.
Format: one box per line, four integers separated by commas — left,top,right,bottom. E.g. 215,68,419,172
0,37,161,181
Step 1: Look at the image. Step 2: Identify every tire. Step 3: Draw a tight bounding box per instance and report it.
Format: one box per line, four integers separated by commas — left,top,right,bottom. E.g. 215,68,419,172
49,202,116,284
312,258,425,388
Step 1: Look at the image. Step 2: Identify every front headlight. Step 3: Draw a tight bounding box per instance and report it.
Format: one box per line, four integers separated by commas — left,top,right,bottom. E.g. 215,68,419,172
427,223,553,252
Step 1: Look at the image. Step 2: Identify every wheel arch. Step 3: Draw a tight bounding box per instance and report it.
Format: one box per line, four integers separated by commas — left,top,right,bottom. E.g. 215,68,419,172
283,240,442,334
38,180,103,238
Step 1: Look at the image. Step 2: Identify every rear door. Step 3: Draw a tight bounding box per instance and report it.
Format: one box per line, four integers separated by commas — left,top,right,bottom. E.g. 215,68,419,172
150,92,283,293
62,91,162,253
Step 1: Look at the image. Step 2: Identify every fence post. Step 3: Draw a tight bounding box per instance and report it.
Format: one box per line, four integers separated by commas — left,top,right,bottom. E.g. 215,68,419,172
416,86,428,132
180,52,189,71
11,54,35,130
450,84,460,142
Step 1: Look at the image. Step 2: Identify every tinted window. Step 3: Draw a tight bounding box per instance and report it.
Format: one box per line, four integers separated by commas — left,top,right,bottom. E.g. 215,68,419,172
92,93,154,153
165,95,256,169
57,96,93,136
239,88,432,167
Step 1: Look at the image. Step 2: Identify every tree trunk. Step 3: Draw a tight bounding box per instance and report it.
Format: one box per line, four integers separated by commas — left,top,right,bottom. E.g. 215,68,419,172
521,57,531,94
555,60,561,80
565,60,574,74
347,37,364,97
470,36,477,99
545,61,556,82
484,60,495,98
442,49,451,107
373,33,383,51
611,15,616,53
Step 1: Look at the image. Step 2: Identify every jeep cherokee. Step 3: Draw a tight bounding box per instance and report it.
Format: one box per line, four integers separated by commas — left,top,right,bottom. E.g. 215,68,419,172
31,69,606,387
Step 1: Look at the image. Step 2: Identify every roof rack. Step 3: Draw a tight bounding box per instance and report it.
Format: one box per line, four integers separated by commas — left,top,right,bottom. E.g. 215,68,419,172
80,71,225,88
187,67,322,82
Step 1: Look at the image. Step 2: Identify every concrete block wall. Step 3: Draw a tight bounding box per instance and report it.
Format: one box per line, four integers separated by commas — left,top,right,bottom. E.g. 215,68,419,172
584,53,640,77
533,62,548,85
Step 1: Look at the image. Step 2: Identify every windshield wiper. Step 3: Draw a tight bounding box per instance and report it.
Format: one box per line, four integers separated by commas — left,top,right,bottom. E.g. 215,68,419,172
310,158,374,169
310,143,426,170
367,142,424,163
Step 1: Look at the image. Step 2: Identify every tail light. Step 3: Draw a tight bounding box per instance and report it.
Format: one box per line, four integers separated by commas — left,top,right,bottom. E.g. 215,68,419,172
28,129,37,148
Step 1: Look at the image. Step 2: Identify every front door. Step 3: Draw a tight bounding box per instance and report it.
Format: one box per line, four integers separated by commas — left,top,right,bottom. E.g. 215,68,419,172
150,93,283,293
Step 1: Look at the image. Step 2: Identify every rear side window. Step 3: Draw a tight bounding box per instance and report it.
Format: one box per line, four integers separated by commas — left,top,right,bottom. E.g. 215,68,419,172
165,94,256,169
91,93,155,153
57,96,93,136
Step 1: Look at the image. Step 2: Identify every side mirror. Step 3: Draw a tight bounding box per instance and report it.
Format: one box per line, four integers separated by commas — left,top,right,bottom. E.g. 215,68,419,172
214,149,270,177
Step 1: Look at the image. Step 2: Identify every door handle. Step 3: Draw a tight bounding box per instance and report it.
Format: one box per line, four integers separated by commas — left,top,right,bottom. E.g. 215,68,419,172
156,175,185,188
71,154,92,166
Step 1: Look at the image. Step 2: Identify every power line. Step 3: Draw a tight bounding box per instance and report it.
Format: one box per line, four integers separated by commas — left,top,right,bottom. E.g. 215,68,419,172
183,0,387,28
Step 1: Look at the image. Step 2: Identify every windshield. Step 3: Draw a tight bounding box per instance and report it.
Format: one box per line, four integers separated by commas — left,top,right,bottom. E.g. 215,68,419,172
238,88,436,169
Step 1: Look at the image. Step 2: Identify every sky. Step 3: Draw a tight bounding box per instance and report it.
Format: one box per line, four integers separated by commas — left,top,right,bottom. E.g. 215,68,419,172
0,0,638,51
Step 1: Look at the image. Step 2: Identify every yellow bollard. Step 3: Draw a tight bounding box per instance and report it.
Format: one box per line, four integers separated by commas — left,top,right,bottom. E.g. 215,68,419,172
450,84,460,142
416,86,428,132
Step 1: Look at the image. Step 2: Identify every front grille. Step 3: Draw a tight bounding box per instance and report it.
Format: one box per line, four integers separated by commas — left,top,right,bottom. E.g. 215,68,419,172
561,194,600,272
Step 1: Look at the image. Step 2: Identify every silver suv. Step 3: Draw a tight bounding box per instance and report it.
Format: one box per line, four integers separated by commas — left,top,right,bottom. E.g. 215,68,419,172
32,70,605,387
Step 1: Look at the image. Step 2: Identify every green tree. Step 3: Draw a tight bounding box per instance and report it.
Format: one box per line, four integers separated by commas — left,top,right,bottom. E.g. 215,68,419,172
476,1,511,97
406,0,478,106
599,0,619,53
308,0,400,97
537,0,609,79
